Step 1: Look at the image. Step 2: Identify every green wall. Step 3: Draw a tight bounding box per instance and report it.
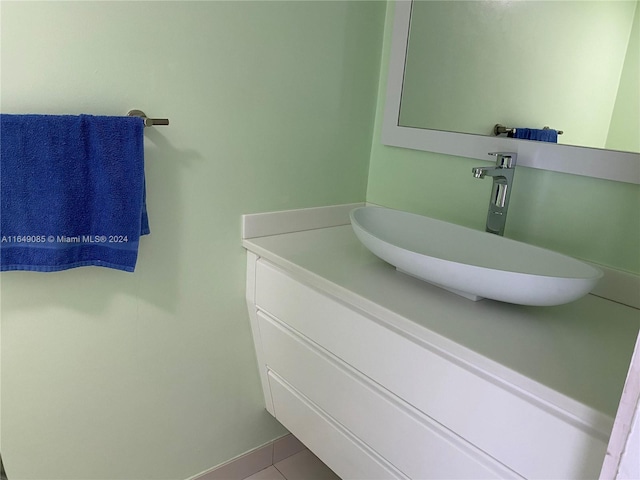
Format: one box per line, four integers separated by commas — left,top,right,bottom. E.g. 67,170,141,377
368,2,640,274
0,2,385,479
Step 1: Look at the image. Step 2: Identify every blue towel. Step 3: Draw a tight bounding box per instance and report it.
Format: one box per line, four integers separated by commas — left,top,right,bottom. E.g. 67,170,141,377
512,128,558,143
0,114,149,272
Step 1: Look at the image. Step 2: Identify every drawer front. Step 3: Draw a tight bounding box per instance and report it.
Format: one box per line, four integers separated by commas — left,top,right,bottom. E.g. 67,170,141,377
268,370,406,480
255,259,607,479
259,311,520,479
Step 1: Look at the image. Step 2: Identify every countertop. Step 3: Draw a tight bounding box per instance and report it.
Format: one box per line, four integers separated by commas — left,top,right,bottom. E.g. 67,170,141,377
243,224,640,427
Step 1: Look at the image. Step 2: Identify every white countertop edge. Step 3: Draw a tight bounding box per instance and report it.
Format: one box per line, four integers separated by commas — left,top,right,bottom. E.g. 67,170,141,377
243,235,615,440
242,204,639,309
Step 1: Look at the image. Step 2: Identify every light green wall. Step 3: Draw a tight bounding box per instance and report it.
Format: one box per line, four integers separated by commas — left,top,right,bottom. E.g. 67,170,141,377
607,1,640,152
0,2,385,479
368,2,640,274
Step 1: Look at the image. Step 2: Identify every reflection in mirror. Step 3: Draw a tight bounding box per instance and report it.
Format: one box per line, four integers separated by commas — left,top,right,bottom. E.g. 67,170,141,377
400,1,639,153
382,0,640,184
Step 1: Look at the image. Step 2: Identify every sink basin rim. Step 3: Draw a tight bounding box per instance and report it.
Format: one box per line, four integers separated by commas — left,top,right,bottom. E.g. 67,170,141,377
350,207,603,306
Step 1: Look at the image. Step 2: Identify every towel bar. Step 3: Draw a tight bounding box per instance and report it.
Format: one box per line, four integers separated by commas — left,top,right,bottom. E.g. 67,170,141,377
127,109,169,127
494,124,563,136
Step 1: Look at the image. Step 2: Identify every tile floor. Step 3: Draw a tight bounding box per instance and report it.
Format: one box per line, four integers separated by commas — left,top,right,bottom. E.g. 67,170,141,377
243,449,341,480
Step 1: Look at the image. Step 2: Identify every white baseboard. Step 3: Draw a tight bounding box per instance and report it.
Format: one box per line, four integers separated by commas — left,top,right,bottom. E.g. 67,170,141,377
188,434,306,480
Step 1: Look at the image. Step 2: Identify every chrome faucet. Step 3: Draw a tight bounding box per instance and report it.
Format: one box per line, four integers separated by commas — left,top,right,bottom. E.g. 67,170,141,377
472,152,517,236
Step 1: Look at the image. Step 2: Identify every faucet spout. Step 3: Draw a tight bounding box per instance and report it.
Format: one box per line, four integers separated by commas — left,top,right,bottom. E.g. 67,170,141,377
471,152,517,236
472,166,507,179
472,167,487,178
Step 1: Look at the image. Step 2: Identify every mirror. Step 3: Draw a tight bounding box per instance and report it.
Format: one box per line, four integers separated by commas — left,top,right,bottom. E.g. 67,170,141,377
382,0,640,184
401,1,639,154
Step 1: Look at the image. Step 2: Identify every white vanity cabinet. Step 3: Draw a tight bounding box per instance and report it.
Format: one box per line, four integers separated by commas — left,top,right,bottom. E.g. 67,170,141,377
245,249,617,480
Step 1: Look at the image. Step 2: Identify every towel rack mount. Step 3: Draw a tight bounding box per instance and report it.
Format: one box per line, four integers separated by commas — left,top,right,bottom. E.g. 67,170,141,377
494,123,563,136
127,109,169,127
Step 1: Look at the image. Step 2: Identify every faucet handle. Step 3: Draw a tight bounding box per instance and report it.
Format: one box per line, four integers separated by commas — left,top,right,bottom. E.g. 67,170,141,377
489,152,517,168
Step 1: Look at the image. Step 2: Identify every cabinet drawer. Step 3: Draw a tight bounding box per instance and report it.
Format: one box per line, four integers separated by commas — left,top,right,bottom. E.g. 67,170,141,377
259,311,520,479
268,370,405,480
255,259,607,479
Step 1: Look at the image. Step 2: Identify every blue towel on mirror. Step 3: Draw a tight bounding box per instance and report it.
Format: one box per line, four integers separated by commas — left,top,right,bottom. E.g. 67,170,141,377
0,114,149,272
512,128,558,143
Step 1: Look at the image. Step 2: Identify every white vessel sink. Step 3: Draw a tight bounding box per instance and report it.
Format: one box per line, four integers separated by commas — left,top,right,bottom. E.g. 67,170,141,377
350,207,603,306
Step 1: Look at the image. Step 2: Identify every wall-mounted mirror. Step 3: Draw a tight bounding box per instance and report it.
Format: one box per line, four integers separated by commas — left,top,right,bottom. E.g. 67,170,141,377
382,0,640,184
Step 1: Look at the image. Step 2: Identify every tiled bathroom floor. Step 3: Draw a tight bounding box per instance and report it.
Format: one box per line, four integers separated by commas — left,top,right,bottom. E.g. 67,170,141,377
243,449,341,480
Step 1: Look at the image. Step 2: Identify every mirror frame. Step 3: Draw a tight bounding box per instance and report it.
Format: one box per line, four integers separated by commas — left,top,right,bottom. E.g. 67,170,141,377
382,0,640,185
